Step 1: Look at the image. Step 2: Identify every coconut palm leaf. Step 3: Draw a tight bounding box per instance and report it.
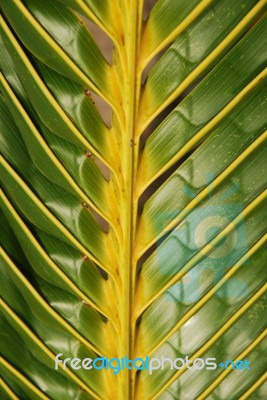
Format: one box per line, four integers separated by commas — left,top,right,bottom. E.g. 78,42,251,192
0,0,266,399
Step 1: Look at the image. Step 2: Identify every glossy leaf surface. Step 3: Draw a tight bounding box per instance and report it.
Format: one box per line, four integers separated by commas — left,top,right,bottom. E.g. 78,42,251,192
0,1,266,399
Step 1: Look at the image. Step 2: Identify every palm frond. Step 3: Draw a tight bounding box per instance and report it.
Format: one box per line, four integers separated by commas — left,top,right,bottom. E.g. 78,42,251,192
1,0,266,399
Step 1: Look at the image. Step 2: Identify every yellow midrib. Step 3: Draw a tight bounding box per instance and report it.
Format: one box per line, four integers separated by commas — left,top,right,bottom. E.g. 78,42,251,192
114,1,141,399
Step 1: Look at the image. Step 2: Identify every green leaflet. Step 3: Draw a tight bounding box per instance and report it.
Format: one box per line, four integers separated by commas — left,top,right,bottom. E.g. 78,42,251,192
138,0,262,130
140,16,267,186
0,251,109,356
0,302,101,399
0,22,111,163
140,293,266,399
141,0,202,59
1,0,111,96
0,76,112,219
137,201,266,353
137,81,267,253
137,145,267,308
